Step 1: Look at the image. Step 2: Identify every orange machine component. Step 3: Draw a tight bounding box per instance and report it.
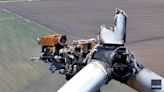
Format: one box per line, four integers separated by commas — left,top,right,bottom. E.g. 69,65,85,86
79,40,97,49
80,41,97,53
72,39,97,54
38,34,67,46
48,46,56,54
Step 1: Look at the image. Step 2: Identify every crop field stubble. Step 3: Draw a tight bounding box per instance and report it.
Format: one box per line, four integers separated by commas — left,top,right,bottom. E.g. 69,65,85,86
0,8,66,92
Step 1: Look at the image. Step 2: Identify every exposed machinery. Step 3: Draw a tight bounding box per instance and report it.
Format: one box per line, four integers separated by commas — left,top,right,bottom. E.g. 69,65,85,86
31,8,164,92
32,34,97,80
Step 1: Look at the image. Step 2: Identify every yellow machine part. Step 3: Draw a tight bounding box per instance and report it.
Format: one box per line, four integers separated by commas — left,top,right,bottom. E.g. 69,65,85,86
38,34,66,46
79,41,97,49
72,40,97,53
48,46,56,54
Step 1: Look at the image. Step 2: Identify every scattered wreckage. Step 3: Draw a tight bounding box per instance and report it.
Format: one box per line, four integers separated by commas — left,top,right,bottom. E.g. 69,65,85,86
31,8,163,92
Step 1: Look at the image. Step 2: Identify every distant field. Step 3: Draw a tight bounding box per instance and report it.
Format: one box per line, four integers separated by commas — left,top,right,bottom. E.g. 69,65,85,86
0,0,34,3
0,8,55,92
